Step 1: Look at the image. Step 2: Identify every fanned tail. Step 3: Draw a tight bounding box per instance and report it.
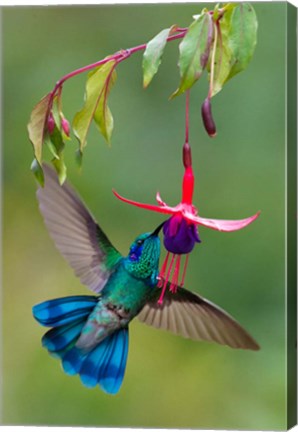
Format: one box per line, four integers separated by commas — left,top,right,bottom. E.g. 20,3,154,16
32,296,129,394
62,328,129,394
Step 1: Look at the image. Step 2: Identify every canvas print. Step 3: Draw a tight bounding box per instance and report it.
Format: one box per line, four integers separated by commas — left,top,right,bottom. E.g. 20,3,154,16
1,2,297,430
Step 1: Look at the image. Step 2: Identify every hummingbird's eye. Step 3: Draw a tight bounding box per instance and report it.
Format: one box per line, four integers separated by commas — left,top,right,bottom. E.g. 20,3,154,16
136,239,144,246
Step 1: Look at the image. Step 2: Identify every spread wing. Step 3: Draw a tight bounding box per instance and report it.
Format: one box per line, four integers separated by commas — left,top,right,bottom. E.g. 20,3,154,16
37,164,122,293
138,286,260,351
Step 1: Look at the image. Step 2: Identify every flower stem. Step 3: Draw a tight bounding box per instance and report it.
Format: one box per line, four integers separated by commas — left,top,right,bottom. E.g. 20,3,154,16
208,21,218,99
185,89,190,144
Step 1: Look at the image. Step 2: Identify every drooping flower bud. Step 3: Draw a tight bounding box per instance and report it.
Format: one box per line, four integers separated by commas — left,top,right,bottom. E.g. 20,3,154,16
183,142,192,169
61,117,70,137
201,97,216,137
47,112,55,135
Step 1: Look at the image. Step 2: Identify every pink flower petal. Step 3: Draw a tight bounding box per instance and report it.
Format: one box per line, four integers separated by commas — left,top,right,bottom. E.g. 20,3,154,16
112,189,175,215
185,211,260,232
156,192,167,206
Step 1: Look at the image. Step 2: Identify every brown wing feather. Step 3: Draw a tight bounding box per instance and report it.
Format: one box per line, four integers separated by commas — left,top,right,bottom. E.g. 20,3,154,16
37,165,122,293
138,286,260,350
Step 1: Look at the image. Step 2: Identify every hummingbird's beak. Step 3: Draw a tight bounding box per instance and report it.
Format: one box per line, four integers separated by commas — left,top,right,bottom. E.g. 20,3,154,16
150,221,166,237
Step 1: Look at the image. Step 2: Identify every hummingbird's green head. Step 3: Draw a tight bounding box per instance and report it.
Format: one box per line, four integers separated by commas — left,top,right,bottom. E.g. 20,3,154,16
124,223,164,283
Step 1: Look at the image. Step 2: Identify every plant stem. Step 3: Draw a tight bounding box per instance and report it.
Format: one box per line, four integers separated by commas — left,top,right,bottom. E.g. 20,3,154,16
185,89,190,144
49,29,187,106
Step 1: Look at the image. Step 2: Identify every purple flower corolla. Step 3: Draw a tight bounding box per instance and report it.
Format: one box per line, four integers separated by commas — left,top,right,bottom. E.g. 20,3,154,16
163,215,201,255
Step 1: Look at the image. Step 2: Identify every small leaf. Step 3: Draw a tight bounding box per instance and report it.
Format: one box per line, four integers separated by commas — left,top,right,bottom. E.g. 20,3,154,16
75,148,83,169
212,3,221,21
193,7,209,20
143,25,177,88
52,155,67,185
50,125,65,155
227,3,258,80
72,60,116,151
31,158,44,187
51,97,62,130
44,133,59,160
45,120,65,163
93,67,117,143
171,12,213,98
27,93,51,163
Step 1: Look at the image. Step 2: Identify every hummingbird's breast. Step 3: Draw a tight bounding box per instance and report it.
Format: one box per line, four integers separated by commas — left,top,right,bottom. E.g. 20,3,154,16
101,260,154,318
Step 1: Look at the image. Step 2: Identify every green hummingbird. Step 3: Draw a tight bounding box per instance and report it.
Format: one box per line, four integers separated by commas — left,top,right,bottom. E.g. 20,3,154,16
33,165,259,395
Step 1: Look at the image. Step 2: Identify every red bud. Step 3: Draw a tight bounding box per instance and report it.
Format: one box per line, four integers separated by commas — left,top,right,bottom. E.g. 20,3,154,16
61,117,70,137
201,98,216,137
47,112,55,134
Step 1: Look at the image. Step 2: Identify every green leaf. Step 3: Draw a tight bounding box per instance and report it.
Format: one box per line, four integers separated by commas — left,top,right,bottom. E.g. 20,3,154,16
208,3,257,97
227,3,258,80
93,67,117,143
50,125,65,154
212,3,221,21
27,93,51,163
51,97,62,129
143,26,176,88
44,133,59,160
75,149,83,169
171,12,213,98
72,60,116,151
44,117,65,166
52,155,67,185
208,19,234,97
31,158,44,187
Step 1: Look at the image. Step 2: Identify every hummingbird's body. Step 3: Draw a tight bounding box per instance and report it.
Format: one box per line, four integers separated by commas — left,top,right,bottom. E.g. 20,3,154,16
33,165,259,394
75,250,159,351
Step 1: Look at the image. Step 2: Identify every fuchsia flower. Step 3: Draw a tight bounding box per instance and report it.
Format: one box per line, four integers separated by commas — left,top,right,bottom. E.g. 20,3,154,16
113,143,260,304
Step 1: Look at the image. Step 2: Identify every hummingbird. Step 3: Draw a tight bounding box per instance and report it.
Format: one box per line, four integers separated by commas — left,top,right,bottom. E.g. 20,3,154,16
33,165,259,395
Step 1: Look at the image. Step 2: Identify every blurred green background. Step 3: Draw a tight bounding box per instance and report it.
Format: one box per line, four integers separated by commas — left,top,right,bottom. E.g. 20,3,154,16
2,2,287,429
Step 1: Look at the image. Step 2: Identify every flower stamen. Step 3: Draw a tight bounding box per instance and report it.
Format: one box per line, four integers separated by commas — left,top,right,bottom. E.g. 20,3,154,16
157,251,170,288
158,253,175,304
170,255,181,294
180,253,189,287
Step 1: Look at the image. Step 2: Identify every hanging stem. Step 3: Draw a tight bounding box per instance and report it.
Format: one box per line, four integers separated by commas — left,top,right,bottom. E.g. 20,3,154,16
185,89,190,144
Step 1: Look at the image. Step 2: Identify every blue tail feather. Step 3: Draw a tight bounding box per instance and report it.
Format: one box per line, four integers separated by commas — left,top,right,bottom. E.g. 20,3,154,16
42,318,86,352
32,295,98,327
33,295,129,394
62,346,86,376
98,328,129,394
80,341,110,388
